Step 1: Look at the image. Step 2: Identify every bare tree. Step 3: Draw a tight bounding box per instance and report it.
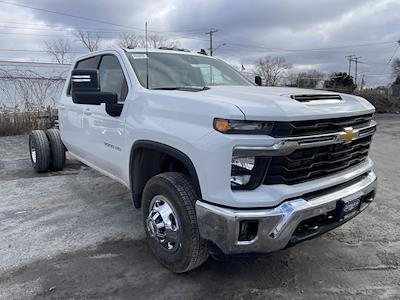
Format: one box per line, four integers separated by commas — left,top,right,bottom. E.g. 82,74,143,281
295,70,325,88
392,58,400,80
116,32,179,49
147,34,179,48
44,39,72,64
117,32,141,49
255,56,291,86
74,30,101,52
285,73,299,87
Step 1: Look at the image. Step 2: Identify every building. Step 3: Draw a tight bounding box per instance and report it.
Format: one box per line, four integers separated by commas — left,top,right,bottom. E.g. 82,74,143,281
388,84,400,97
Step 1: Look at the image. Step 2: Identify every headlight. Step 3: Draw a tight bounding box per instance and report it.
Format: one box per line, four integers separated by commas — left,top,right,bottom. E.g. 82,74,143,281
214,118,274,135
231,156,270,190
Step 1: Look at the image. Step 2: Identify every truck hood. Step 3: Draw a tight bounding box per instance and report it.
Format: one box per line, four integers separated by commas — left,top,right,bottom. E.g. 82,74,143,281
199,86,375,121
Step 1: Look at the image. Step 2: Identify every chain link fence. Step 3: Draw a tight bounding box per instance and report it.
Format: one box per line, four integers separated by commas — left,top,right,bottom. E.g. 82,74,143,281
0,61,69,136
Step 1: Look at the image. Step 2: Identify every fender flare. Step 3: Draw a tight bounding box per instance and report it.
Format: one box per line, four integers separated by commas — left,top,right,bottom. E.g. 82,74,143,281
129,140,202,208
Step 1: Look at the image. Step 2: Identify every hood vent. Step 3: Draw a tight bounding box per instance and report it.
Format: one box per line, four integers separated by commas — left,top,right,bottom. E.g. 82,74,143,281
290,94,342,102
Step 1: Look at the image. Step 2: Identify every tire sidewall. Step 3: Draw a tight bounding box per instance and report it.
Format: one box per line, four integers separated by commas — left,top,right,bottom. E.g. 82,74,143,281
28,134,37,168
142,177,197,272
46,129,65,170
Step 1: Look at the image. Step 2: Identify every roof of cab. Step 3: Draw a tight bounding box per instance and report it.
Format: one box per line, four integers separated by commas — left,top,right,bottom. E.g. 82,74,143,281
124,47,209,57
74,47,212,63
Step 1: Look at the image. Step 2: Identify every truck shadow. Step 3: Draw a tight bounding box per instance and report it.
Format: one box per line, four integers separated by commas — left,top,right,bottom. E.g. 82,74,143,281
0,157,86,181
2,237,304,299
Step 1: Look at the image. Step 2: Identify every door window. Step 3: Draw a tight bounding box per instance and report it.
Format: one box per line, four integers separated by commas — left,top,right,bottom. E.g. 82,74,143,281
98,55,128,101
76,56,100,69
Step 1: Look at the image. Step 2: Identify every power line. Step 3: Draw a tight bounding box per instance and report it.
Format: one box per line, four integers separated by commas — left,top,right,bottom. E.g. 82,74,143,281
0,0,143,30
0,2,208,34
363,73,393,77
216,38,397,53
218,45,398,56
0,1,397,56
0,24,207,35
381,41,400,74
0,28,210,43
0,59,71,67
0,48,84,54
0,21,397,54
0,32,78,38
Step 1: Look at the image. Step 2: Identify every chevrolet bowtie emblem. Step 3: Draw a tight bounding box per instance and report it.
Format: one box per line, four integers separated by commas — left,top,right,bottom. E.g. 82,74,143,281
339,127,359,142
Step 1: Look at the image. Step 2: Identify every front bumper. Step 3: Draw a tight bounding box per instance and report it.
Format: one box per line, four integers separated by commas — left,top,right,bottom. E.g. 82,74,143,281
196,171,377,254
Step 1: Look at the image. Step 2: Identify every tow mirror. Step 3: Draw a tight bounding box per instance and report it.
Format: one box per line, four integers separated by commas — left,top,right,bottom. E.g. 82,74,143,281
71,69,117,105
255,75,262,86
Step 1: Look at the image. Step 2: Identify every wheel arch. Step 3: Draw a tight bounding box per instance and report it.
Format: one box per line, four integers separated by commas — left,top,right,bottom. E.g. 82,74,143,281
129,140,202,208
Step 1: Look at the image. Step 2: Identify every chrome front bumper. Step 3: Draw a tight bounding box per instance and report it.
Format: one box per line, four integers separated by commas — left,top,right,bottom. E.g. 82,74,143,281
196,171,377,254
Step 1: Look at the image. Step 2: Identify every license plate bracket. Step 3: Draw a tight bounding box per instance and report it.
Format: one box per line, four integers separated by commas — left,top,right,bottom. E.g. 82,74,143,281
338,192,363,221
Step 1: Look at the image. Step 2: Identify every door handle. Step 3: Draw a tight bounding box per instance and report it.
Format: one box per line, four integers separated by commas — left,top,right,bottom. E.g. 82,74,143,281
83,108,92,115
59,104,66,110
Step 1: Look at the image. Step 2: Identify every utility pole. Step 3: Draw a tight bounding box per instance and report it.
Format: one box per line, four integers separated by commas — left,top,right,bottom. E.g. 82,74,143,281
345,55,356,76
205,28,218,56
353,56,362,88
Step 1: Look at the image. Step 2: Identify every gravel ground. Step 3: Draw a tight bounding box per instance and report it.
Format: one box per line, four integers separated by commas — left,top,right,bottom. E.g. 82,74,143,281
0,114,399,300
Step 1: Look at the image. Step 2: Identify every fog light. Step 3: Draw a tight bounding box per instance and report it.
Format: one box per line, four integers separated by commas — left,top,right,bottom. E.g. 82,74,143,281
364,190,376,203
238,220,259,241
231,156,255,187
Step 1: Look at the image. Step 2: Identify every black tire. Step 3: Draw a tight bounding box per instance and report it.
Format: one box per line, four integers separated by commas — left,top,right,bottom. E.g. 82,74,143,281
29,130,50,172
142,172,209,273
46,129,66,171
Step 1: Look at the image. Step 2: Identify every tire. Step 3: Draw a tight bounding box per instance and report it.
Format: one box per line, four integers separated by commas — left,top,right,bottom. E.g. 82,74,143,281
46,129,66,171
142,172,209,273
29,130,50,172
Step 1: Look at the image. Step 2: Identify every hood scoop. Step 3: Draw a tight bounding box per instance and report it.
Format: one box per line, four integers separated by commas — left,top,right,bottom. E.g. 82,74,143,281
290,94,342,102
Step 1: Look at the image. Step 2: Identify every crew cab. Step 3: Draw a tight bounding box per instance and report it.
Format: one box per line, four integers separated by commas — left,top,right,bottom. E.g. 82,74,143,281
28,48,377,273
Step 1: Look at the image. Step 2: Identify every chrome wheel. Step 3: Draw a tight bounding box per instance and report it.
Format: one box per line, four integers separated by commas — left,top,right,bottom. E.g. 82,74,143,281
30,143,37,164
146,195,180,252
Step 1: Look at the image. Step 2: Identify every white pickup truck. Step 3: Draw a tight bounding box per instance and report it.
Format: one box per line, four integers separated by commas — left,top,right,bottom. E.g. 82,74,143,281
29,48,377,273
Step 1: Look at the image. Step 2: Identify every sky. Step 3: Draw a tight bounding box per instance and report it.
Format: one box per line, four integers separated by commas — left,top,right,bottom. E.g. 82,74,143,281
0,0,399,86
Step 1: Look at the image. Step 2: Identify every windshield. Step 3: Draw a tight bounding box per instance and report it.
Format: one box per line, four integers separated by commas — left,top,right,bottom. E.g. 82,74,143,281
126,52,253,89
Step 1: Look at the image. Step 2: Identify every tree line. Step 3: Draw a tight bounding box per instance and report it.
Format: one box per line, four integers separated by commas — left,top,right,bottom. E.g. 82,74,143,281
43,30,180,63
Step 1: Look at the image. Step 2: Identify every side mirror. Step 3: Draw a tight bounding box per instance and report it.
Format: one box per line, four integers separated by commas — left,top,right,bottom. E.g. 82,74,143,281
255,75,262,86
71,69,117,105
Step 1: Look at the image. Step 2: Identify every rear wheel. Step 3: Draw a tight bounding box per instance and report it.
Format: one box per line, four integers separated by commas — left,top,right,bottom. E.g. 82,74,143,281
46,129,66,171
142,172,209,273
29,130,50,172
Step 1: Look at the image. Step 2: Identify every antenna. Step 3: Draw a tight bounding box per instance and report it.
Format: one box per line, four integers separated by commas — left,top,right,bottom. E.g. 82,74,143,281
145,21,149,89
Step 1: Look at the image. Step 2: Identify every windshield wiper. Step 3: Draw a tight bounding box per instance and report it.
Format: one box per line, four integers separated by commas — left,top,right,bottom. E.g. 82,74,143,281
152,86,210,92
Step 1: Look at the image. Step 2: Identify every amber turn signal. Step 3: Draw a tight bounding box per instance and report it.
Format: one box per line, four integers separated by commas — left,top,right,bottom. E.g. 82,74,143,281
214,119,231,133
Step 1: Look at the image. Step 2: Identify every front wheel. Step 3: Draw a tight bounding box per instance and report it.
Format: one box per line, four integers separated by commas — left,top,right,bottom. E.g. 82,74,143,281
142,172,209,273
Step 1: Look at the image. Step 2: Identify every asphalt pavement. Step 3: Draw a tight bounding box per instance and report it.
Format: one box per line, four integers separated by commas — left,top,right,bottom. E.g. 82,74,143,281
0,114,399,299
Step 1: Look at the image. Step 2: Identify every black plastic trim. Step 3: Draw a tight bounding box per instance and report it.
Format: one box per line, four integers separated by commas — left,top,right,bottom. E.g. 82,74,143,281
129,140,202,208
